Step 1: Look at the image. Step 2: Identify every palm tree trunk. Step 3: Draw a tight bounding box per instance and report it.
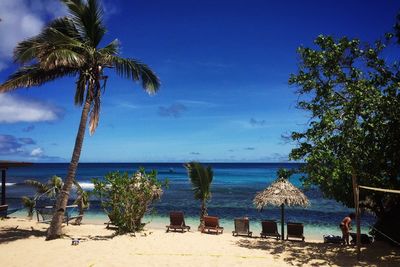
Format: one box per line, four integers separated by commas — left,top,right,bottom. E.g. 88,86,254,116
47,94,92,240
199,200,207,231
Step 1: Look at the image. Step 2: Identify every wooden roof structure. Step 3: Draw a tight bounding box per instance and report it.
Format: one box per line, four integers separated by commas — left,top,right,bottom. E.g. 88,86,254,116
0,160,33,205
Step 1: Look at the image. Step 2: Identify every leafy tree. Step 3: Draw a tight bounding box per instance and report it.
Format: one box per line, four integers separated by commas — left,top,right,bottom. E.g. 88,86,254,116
185,162,214,230
288,34,400,242
92,169,165,234
0,0,160,239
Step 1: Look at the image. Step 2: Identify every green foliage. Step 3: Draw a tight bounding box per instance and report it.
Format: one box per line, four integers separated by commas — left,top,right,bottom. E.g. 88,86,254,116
185,162,213,201
277,168,294,180
92,168,165,234
25,175,63,201
22,176,89,219
288,32,400,241
21,196,35,218
185,162,214,229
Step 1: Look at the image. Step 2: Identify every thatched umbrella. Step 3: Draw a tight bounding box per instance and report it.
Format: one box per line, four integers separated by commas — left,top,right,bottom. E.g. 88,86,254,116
253,177,309,240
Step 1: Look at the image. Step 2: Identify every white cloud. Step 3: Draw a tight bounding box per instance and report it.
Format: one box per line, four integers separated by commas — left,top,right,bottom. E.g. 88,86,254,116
30,147,44,157
0,0,65,70
0,94,63,123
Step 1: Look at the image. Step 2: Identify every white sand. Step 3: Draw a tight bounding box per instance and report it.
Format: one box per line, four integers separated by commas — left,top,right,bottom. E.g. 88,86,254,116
1,217,399,267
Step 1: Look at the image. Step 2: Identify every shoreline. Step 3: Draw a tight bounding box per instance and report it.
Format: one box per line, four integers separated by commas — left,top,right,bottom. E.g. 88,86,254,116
1,217,399,266
12,211,371,242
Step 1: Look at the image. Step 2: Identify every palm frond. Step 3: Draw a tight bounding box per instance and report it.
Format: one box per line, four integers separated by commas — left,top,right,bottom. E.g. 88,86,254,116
49,17,83,41
73,179,90,209
40,48,86,70
89,85,101,135
49,176,64,189
61,0,105,47
25,180,50,194
14,26,84,65
98,39,120,56
111,56,160,94
0,64,77,92
185,162,213,201
75,73,88,105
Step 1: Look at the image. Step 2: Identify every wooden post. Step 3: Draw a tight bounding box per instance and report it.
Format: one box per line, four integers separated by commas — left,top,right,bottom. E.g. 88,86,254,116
351,169,361,260
281,204,285,240
1,169,6,205
356,185,361,260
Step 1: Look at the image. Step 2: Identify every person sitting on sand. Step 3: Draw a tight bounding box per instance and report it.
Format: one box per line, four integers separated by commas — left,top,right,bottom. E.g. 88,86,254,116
340,213,355,245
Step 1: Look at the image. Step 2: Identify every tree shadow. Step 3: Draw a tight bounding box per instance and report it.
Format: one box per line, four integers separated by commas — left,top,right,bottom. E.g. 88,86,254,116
0,226,47,244
235,238,400,266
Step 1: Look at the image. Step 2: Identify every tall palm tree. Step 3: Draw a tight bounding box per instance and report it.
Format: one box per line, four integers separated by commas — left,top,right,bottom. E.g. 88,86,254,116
185,162,213,230
0,0,160,239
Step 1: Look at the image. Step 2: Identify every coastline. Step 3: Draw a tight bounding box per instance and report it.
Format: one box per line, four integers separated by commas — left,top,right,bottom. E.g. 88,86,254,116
11,211,373,242
1,217,399,267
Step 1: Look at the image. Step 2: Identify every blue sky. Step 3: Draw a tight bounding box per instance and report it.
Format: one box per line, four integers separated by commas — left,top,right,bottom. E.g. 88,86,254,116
0,0,399,162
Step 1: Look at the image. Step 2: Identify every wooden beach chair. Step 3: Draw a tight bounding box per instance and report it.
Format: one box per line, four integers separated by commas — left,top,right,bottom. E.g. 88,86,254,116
36,205,82,225
166,211,191,232
260,220,280,239
286,222,305,241
202,215,224,235
232,217,252,237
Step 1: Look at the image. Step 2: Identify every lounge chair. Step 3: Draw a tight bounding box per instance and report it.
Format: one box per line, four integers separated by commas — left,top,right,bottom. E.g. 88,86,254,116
232,217,252,237
286,222,305,241
36,205,82,225
260,220,281,239
202,215,224,235
166,211,191,232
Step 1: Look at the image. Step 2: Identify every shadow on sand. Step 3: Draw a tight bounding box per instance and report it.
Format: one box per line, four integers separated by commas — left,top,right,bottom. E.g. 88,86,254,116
0,226,46,244
235,238,400,266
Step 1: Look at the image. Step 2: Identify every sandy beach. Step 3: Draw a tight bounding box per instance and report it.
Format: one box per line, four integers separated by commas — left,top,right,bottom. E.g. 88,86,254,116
1,217,399,267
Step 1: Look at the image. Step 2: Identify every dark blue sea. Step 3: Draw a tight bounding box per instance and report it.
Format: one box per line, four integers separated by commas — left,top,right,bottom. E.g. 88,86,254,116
4,162,374,238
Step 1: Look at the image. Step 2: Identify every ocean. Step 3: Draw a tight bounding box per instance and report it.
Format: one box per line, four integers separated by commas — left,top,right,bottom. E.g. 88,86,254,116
4,162,374,239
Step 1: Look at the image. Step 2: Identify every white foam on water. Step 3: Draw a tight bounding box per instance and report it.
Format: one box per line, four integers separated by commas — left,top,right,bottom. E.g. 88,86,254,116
77,182,94,190
5,183,16,186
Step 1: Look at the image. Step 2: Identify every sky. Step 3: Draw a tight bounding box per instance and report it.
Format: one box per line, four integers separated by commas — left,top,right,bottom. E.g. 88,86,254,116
0,0,399,163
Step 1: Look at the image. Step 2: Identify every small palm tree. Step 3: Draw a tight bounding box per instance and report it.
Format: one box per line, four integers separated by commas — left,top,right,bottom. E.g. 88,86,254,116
21,196,36,219
0,0,160,239
25,175,64,200
185,162,213,231
73,179,90,224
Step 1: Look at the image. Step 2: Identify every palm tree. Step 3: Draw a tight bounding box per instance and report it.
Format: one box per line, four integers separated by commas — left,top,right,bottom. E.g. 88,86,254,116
73,179,89,225
185,162,213,231
0,0,160,239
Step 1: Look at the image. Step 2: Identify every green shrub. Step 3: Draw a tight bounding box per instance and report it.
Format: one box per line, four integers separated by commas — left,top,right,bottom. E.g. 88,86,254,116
92,168,165,234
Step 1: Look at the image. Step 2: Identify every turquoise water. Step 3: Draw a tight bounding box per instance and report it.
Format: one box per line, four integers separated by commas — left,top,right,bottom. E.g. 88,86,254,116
4,163,374,240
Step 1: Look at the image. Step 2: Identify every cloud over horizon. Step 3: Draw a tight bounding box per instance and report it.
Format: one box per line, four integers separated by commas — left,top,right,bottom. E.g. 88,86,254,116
0,134,62,161
0,94,64,123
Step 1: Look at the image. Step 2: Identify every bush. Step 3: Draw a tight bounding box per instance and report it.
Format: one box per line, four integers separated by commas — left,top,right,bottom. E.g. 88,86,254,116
92,168,165,234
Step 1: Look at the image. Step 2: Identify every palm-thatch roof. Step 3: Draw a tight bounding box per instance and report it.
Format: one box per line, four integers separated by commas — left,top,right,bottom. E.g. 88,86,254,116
253,177,309,210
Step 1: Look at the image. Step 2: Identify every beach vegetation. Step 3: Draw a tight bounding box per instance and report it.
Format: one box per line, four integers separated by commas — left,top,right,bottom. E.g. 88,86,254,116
22,176,89,223
185,162,214,231
0,0,160,239
288,30,400,242
92,168,165,234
